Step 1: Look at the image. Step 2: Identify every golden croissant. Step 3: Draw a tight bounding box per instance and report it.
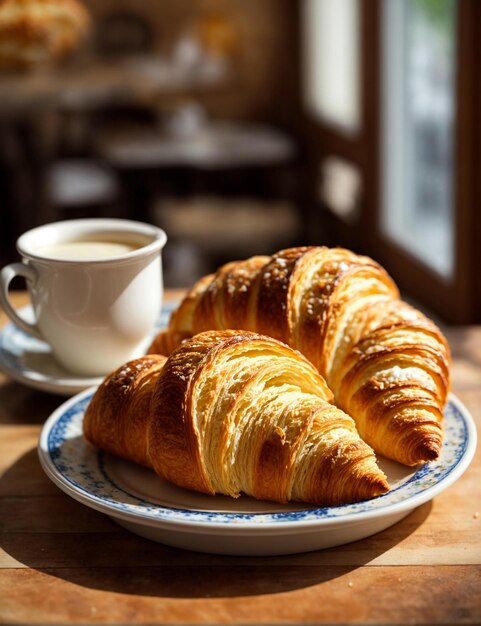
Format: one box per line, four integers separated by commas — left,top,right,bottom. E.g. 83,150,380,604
84,330,389,506
149,247,450,466
0,0,90,71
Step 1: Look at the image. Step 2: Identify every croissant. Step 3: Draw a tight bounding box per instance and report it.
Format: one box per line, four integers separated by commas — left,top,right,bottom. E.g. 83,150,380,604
0,0,90,71
149,247,450,467
84,330,389,506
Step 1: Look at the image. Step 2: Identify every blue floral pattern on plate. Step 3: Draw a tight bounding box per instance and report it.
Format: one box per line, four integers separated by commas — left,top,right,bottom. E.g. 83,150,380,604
39,391,476,528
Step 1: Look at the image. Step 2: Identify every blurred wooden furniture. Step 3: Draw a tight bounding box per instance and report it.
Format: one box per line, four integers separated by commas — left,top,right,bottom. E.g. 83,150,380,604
99,121,300,284
0,56,228,116
0,118,56,267
0,290,480,624
98,121,298,225
0,54,232,268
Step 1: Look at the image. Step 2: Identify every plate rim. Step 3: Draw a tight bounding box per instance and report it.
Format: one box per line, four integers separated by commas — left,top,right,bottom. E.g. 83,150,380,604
38,389,477,533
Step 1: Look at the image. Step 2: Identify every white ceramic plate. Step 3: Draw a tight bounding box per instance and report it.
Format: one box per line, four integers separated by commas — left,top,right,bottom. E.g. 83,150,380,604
0,302,176,395
38,392,477,556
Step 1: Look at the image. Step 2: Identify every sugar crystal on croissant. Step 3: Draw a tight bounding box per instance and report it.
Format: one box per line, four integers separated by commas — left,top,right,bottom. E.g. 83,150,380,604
84,330,388,506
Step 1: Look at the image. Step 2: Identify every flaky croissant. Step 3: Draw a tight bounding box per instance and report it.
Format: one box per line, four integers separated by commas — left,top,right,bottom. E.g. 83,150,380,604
149,247,450,467
84,330,388,506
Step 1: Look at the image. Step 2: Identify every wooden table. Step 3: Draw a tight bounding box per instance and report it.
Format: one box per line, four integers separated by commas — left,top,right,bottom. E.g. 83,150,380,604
1,291,480,625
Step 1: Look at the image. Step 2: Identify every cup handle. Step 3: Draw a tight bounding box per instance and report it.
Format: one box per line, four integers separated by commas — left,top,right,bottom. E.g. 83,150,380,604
0,263,42,339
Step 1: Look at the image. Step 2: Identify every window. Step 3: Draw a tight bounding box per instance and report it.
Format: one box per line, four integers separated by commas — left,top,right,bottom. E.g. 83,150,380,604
381,0,457,279
302,0,361,134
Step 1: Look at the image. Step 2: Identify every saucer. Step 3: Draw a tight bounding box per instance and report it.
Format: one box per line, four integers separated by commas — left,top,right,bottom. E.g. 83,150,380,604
0,301,177,396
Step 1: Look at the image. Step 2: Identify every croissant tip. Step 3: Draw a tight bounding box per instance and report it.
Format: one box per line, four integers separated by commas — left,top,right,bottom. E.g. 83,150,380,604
412,440,441,465
350,472,389,504
371,474,390,497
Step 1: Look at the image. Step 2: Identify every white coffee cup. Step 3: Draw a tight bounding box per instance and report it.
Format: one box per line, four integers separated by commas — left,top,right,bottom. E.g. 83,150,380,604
0,218,167,376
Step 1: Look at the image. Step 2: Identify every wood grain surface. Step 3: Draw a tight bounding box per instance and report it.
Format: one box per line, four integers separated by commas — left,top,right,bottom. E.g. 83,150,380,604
0,291,480,625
